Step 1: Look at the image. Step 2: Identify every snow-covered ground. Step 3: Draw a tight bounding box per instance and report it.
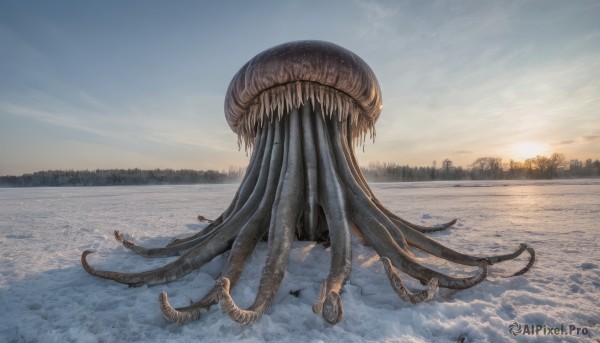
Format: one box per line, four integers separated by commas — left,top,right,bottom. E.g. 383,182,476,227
0,180,598,342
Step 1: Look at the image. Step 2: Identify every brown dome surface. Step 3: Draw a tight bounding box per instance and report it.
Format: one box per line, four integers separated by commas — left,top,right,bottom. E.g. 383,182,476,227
224,40,382,139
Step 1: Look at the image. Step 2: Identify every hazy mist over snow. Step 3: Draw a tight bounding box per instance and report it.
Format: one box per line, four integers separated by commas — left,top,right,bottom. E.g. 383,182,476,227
1,0,599,175
0,181,599,342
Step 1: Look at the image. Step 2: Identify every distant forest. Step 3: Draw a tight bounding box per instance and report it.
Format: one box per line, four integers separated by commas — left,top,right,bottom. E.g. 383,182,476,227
362,155,600,182
0,168,245,187
1,154,598,187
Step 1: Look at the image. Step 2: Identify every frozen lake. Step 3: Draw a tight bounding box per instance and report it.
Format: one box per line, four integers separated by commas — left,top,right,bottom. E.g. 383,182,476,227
0,180,598,342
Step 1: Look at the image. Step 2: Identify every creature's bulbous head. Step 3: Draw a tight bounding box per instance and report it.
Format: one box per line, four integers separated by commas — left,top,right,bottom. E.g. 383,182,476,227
224,40,383,147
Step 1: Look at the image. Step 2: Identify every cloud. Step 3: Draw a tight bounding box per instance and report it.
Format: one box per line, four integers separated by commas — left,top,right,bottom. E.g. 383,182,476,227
1,103,107,137
1,86,239,156
552,140,575,146
582,134,600,141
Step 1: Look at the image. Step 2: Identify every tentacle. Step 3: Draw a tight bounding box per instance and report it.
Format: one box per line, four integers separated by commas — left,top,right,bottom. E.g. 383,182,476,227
310,110,351,325
327,118,411,253
164,123,269,248
164,220,218,248
113,224,226,258
159,221,270,324
300,104,319,241
228,121,271,216
113,226,229,258
348,196,488,289
218,108,304,324
331,119,488,289
388,220,536,271
164,216,221,248
80,122,281,285
113,230,212,258
492,243,536,277
338,118,511,288
312,281,328,316
84,197,256,285
109,122,275,258
341,118,456,234
343,122,536,274
81,228,231,287
159,288,217,324
342,118,372,197
349,202,483,267
398,218,457,233
344,147,536,273
159,118,285,323
381,257,438,304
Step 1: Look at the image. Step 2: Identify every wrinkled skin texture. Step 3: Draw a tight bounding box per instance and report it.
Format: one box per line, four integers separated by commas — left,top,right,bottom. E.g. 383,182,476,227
81,41,535,325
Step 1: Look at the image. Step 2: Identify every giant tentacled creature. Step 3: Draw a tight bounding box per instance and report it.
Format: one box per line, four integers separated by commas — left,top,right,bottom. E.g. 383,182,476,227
81,40,535,325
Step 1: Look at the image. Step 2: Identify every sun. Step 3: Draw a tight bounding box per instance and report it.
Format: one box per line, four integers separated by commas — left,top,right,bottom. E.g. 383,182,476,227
512,142,548,160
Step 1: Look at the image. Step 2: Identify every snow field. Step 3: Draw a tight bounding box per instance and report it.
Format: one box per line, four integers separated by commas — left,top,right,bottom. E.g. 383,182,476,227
0,180,598,342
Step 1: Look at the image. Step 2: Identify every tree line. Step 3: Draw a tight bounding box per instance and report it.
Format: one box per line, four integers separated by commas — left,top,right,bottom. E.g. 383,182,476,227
1,154,598,187
0,168,245,187
361,154,600,182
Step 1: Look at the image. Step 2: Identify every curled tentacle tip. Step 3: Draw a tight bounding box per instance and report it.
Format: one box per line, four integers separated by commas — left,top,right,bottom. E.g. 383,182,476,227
216,277,230,287
81,250,96,264
381,256,438,304
510,246,536,277
323,291,343,325
113,230,135,249
81,250,96,274
159,291,170,310
425,278,439,300
82,249,95,257
113,230,123,242
216,277,231,293
427,278,439,289
159,291,194,324
158,291,178,323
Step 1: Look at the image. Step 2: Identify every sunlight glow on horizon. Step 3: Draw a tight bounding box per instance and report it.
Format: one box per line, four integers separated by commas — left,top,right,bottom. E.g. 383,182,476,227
510,142,550,161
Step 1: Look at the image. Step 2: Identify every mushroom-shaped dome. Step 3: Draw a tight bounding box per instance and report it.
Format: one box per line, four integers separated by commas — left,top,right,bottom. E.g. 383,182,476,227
224,40,382,146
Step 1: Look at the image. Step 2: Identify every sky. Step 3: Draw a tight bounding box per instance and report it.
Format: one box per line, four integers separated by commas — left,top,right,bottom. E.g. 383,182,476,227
1,0,599,175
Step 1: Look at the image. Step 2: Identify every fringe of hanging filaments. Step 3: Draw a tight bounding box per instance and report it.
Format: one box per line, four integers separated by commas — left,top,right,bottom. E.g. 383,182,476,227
233,81,377,152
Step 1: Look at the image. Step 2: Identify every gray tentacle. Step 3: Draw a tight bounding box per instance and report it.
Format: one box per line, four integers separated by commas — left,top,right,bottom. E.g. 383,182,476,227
381,257,438,304
159,119,285,323
347,192,488,290
341,119,456,234
110,122,274,258
218,108,305,324
311,110,351,325
330,119,488,290
81,122,279,285
397,222,535,271
327,118,411,252
164,124,269,248
300,104,319,241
